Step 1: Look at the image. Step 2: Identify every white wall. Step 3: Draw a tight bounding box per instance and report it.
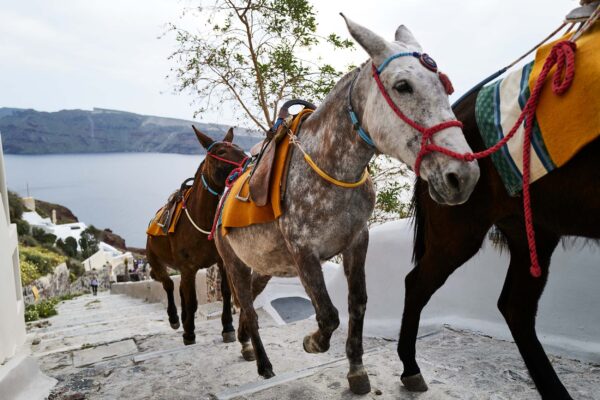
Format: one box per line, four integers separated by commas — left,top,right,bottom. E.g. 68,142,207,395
0,134,26,364
328,219,600,363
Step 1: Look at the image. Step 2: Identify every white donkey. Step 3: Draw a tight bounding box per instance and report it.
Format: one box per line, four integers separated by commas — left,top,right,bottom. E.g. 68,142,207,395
216,15,480,394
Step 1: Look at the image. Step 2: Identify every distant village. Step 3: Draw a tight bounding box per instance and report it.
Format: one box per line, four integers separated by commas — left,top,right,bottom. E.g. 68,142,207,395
20,196,134,278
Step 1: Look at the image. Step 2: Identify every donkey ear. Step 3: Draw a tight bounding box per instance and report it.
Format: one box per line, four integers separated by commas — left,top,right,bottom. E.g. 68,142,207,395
223,127,234,143
192,125,214,149
340,13,392,64
394,25,422,51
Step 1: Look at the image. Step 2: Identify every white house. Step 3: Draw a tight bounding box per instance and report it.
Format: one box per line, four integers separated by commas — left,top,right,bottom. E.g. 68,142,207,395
0,134,55,399
21,210,87,249
82,241,134,275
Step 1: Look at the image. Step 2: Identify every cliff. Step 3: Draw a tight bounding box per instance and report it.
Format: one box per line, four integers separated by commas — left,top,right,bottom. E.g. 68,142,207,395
0,107,262,155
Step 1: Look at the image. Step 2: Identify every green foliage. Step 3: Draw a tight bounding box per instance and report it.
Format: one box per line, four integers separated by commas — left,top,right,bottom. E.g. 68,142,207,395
56,236,79,258
24,307,39,322
8,190,24,222
25,299,59,322
19,245,67,279
79,228,100,259
368,156,414,226
31,227,57,246
57,292,84,302
19,235,39,247
16,219,30,236
168,0,353,131
36,299,58,318
66,258,85,279
20,259,41,286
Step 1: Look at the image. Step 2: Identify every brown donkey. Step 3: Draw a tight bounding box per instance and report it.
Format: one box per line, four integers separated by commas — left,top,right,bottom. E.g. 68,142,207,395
146,126,248,345
398,91,600,399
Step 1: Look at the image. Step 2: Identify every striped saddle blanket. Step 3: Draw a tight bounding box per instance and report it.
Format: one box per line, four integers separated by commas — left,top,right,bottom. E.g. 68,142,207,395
475,23,600,196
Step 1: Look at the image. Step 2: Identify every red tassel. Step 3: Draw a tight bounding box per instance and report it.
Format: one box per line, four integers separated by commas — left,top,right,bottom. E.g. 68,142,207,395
438,71,455,95
530,264,542,278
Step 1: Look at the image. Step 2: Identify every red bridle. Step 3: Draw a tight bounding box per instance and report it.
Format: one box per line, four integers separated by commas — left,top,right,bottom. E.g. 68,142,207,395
370,61,463,176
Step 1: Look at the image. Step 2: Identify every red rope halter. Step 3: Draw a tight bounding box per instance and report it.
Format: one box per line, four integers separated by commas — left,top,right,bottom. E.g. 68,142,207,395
373,41,577,277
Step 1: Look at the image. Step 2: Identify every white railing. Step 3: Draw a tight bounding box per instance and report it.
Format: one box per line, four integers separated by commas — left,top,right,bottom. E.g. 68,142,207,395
0,131,26,364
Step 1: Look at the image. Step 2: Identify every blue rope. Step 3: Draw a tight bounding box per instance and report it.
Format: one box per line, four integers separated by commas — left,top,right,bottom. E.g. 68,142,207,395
206,141,219,152
201,174,220,196
348,110,376,147
377,52,420,74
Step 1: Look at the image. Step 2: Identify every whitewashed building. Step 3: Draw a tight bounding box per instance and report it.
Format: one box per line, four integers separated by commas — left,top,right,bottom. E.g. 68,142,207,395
21,210,87,249
0,134,55,399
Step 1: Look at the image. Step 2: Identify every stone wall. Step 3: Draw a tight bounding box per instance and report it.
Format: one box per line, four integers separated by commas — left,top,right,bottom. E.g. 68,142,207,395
206,265,222,303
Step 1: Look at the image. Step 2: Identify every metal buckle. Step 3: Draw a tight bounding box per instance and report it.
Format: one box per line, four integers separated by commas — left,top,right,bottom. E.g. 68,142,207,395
234,173,251,202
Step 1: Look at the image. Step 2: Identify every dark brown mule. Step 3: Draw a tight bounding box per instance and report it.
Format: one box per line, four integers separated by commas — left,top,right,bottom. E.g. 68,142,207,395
146,126,248,345
398,91,600,399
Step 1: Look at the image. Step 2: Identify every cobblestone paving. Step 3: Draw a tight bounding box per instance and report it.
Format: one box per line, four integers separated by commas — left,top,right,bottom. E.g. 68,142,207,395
28,293,600,399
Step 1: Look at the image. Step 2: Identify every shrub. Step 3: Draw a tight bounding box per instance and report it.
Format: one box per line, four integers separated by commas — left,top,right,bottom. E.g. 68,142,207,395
36,299,58,318
8,190,24,222
32,228,57,246
19,246,67,277
19,235,39,247
24,306,39,322
67,258,85,278
20,259,41,286
24,299,59,322
16,219,31,236
57,236,78,258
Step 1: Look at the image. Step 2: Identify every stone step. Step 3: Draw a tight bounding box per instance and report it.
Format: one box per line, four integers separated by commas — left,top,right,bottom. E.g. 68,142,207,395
214,346,387,400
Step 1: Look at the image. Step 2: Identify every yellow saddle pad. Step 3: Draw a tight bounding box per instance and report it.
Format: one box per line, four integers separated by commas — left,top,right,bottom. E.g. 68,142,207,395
146,189,191,237
530,21,600,167
220,109,313,236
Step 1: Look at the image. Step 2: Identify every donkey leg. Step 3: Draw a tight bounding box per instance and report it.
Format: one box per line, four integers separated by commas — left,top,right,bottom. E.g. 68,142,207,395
180,270,198,345
179,284,187,326
218,261,236,343
398,224,489,392
342,227,371,394
219,240,274,377
289,249,339,354
497,226,568,399
234,272,272,354
148,254,180,330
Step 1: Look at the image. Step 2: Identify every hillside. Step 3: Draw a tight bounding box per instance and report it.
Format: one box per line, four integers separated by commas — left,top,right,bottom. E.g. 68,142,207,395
0,107,262,154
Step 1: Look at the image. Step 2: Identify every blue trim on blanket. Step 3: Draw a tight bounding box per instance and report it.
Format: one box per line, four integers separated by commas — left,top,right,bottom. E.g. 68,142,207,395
493,82,522,181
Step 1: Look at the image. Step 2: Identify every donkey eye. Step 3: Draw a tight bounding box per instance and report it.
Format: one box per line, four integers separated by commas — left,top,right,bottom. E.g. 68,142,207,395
394,80,413,94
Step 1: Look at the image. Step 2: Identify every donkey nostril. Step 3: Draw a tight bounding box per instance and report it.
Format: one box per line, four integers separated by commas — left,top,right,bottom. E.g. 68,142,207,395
445,172,461,192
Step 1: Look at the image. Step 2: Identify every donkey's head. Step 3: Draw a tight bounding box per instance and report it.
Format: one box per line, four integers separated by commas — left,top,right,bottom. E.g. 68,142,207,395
342,15,479,205
192,126,247,190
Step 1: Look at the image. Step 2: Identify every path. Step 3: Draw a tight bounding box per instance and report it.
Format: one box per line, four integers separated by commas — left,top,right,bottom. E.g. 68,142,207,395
26,293,600,399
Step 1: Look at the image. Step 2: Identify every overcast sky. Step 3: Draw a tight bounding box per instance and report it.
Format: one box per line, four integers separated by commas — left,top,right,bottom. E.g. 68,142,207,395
0,0,577,127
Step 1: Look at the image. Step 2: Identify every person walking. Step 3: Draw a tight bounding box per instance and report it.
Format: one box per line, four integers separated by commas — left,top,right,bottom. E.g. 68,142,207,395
90,275,99,296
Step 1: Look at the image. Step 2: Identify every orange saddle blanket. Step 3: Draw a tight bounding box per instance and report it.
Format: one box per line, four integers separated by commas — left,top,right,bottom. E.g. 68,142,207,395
146,189,191,237
220,109,313,236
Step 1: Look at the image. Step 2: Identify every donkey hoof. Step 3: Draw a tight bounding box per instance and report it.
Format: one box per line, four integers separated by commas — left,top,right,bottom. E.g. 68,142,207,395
303,335,326,353
347,372,371,395
170,321,180,330
222,331,236,343
183,336,196,346
401,373,428,392
241,346,256,361
259,369,275,379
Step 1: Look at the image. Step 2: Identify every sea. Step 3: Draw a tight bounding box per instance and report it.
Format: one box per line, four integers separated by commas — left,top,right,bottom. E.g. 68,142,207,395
4,153,205,248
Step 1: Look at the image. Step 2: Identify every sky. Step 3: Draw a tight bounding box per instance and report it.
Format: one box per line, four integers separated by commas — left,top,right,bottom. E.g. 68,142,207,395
0,0,577,127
